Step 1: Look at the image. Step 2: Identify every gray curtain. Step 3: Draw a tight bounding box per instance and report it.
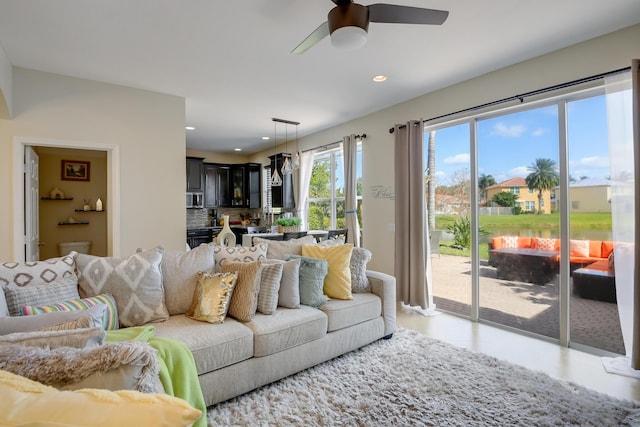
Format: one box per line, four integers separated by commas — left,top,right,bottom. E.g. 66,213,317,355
343,134,360,247
394,120,433,310
632,59,640,370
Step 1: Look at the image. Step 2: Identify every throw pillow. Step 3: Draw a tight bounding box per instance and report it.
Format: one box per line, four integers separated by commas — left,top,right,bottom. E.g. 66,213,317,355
252,235,316,260
608,251,615,273
284,255,328,308
76,247,168,327
220,260,263,322
213,244,267,271
569,239,590,257
3,275,80,317
264,258,301,309
0,370,202,427
532,237,557,251
0,303,107,336
257,263,283,315
0,327,105,349
0,252,77,288
37,315,97,332
186,271,238,324
0,289,7,317
301,244,354,300
350,247,372,293
21,294,119,331
501,236,519,249
160,244,216,316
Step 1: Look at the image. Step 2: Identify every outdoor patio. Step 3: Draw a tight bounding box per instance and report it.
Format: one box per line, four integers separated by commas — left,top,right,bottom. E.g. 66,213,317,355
431,254,625,355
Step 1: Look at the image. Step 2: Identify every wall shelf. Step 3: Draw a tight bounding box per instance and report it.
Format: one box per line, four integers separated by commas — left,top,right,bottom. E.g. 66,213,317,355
41,197,73,201
58,221,89,225
74,209,104,212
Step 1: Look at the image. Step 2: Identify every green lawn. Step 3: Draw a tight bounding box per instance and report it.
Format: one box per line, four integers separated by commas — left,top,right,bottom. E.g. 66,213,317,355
434,212,612,260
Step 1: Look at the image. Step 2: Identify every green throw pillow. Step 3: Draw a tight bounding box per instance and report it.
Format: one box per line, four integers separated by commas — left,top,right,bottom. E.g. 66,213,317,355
284,255,328,308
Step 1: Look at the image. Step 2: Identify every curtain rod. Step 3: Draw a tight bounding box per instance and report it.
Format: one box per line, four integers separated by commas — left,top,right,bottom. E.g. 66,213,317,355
301,134,367,153
388,66,631,133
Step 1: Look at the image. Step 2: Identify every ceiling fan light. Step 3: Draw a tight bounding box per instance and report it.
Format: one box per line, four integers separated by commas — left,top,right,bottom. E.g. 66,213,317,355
330,26,367,49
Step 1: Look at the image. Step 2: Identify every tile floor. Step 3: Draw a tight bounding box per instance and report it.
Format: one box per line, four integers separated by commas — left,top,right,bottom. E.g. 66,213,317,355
396,305,640,402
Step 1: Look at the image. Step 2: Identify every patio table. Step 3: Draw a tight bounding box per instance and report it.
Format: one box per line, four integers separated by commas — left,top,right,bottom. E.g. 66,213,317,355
489,248,559,285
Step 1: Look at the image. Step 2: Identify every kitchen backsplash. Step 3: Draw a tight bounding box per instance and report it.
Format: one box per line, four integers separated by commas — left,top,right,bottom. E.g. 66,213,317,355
186,208,263,229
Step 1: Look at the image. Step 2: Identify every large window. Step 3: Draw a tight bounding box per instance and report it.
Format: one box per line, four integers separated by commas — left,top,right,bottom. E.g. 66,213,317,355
307,144,362,230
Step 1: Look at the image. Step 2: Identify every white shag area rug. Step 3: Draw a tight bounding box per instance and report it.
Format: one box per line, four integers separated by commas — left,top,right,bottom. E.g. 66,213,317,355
207,328,640,426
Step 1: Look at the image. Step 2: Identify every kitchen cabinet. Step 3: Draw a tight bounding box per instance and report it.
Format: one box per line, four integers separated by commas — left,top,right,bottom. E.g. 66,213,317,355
230,163,262,208
204,163,231,208
269,154,295,209
186,157,204,192
230,166,245,207
186,228,212,248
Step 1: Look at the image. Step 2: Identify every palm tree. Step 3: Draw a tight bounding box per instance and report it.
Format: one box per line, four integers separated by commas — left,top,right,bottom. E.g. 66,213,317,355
478,173,496,203
525,158,559,214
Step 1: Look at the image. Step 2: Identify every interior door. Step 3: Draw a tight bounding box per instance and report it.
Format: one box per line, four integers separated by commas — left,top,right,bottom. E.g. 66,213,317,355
25,146,40,261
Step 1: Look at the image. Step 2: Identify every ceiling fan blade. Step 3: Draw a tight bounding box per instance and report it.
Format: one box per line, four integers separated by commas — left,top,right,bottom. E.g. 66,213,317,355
368,4,449,25
291,21,330,54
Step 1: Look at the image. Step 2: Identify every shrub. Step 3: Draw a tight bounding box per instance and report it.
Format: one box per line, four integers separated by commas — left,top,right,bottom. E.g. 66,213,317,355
275,217,302,227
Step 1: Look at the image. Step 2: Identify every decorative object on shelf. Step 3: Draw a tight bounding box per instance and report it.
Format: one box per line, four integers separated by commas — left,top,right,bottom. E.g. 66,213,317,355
216,215,237,247
83,198,91,211
50,187,65,199
276,217,302,233
68,216,79,223
61,159,90,182
96,198,103,211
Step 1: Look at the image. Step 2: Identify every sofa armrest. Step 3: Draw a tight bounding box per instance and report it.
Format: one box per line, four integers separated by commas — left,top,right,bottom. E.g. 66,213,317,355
366,270,396,337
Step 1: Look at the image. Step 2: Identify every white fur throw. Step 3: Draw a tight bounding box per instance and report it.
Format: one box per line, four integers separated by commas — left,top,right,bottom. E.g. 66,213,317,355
0,340,159,393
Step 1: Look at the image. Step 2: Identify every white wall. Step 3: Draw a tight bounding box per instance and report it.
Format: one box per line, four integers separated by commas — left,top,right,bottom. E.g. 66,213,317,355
0,68,186,260
252,24,640,275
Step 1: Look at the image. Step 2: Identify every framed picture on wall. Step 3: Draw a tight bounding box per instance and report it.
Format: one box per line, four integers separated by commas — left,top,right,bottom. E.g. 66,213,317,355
61,160,90,181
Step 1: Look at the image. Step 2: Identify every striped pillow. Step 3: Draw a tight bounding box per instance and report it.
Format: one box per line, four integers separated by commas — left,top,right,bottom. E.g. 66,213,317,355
257,263,283,315
20,294,119,330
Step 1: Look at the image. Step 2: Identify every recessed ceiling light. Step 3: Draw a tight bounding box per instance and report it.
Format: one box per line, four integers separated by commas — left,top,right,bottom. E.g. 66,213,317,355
185,126,195,130
234,148,242,152
372,75,387,82
262,136,270,140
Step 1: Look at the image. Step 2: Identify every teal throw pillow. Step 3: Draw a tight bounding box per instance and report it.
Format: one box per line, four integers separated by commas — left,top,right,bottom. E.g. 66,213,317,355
284,255,328,308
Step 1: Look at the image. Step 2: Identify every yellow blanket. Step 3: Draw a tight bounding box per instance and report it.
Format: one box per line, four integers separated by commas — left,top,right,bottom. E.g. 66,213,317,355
106,326,207,427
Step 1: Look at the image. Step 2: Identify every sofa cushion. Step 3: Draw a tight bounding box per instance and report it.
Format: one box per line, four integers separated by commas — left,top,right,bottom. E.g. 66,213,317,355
0,370,201,427
257,263,283,315
252,235,316,260
0,303,107,336
569,239,590,257
531,237,558,251
161,244,216,316
153,315,254,375
186,271,237,324
220,260,262,322
213,244,267,271
589,240,602,258
319,293,382,333
246,306,327,357
76,247,168,327
601,241,614,258
301,244,353,300
3,275,80,316
264,258,301,309
0,326,105,349
21,293,119,331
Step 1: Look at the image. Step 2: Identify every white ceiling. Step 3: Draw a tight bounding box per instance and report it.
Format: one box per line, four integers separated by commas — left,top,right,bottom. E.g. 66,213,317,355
1,1,639,154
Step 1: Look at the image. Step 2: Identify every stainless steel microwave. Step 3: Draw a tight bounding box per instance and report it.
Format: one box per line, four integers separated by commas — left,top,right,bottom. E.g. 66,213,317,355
186,192,204,209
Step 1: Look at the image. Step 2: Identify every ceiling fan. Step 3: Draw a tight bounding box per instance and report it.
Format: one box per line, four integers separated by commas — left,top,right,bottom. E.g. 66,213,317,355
291,0,449,54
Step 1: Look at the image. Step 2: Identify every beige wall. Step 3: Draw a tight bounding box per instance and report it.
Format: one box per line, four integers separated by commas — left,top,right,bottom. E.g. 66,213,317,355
0,44,11,119
568,186,612,213
250,24,640,275
36,147,108,259
0,68,186,260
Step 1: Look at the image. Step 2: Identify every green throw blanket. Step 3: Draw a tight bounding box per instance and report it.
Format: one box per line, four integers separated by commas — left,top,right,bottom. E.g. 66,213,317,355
106,326,207,427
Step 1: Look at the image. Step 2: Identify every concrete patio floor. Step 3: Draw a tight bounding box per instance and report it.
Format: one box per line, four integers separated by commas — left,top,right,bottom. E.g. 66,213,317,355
431,254,625,355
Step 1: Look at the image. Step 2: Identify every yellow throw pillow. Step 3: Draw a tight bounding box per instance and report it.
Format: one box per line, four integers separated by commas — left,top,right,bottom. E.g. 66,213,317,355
0,370,201,427
301,244,354,300
186,271,238,324
220,260,262,322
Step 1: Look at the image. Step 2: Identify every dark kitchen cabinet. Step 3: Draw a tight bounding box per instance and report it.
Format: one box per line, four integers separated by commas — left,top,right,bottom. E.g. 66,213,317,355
186,157,204,192
245,163,262,209
230,166,245,207
204,163,231,208
269,154,295,209
186,228,211,248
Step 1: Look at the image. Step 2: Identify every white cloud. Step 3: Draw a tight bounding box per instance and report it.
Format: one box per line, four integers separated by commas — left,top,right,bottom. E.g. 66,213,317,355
509,166,530,177
532,128,546,137
491,122,526,138
575,156,609,168
443,153,470,164
435,170,445,178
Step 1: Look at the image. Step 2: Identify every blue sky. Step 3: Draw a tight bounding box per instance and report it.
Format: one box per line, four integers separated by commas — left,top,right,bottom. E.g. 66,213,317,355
427,94,611,187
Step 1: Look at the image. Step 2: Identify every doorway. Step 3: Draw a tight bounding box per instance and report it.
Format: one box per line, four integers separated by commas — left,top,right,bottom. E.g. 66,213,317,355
13,137,121,262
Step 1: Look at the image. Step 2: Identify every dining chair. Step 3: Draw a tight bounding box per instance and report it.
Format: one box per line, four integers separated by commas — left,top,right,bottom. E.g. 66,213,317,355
326,229,348,242
282,231,308,241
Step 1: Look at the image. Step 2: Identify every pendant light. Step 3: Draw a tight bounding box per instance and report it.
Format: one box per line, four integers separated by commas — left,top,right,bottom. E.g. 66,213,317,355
281,122,293,175
271,120,282,187
292,122,301,169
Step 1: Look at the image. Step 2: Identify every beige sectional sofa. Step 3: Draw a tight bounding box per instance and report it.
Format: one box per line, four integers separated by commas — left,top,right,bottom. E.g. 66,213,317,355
0,237,396,409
